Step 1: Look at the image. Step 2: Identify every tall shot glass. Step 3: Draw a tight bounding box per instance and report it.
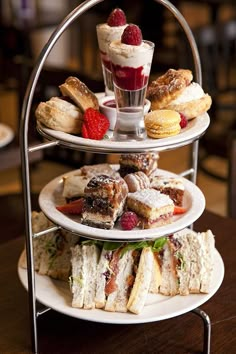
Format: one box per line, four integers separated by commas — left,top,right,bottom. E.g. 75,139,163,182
96,23,127,96
108,40,154,141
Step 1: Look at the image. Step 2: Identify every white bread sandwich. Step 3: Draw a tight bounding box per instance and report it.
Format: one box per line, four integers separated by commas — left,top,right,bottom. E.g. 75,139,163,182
69,240,164,314
19,211,80,281
70,241,100,309
159,228,215,296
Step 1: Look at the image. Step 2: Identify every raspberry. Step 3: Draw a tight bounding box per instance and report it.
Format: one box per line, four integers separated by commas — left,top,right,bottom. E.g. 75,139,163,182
82,108,110,140
107,8,126,27
180,113,188,129
121,24,142,46
120,211,139,231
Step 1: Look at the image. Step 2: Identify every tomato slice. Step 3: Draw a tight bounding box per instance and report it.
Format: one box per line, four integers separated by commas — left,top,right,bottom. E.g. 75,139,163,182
56,198,84,215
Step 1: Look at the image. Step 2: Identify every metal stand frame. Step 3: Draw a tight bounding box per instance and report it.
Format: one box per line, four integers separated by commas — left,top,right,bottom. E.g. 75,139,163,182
192,308,211,354
19,1,209,353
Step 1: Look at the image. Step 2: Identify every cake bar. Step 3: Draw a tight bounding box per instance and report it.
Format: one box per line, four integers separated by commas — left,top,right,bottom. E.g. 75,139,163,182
82,175,128,229
119,153,159,177
150,175,185,206
126,188,174,229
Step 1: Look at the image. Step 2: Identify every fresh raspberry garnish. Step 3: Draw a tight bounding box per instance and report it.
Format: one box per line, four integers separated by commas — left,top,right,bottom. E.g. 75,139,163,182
120,211,139,230
82,108,110,140
107,8,126,27
121,24,142,46
179,113,188,129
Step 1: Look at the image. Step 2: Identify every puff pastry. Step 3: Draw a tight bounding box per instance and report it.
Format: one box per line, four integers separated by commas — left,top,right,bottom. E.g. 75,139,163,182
59,76,99,112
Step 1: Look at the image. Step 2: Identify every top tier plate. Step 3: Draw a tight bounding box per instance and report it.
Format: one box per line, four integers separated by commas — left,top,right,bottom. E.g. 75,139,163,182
37,112,210,153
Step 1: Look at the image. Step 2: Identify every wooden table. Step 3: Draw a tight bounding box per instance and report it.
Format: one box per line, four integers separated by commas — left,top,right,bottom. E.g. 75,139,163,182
0,206,235,354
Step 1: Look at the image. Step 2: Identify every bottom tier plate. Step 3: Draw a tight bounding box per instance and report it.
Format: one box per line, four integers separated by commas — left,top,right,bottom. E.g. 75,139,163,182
18,250,224,324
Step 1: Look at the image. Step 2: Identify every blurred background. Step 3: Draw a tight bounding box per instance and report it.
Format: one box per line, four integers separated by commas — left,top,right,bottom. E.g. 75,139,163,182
0,0,235,220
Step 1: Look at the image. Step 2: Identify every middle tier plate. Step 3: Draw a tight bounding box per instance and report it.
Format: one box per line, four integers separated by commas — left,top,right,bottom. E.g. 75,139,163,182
39,168,205,241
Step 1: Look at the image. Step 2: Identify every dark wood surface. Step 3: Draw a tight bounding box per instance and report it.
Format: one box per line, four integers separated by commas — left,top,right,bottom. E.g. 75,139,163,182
0,202,235,353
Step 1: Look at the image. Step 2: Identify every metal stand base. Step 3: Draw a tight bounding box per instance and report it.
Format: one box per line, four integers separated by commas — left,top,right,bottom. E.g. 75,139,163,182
192,307,211,354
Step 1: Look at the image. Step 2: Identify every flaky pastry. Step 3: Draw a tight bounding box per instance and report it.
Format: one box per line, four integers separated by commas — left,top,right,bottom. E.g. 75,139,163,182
147,69,193,110
59,76,99,112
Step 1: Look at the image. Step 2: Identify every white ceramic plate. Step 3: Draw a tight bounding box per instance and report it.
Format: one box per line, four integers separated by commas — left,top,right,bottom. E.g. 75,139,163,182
38,168,205,241
18,249,224,324
0,123,14,148
37,113,210,153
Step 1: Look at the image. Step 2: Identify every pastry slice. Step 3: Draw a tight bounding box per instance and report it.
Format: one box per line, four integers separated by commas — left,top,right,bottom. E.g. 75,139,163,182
150,175,185,206
126,188,174,229
59,76,99,112
82,175,128,229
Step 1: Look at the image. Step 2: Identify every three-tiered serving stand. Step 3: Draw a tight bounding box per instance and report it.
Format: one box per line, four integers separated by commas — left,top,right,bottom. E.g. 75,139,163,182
19,1,215,353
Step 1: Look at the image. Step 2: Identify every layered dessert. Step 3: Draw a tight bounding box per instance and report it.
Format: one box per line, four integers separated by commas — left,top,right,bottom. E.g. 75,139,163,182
119,152,159,177
96,8,127,93
150,175,185,206
126,188,174,229
108,24,154,91
81,175,128,229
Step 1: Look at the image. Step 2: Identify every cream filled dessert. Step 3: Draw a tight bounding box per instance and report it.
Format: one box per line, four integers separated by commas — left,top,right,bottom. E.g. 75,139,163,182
97,24,128,71
96,8,127,94
170,82,205,104
108,25,154,90
147,69,212,119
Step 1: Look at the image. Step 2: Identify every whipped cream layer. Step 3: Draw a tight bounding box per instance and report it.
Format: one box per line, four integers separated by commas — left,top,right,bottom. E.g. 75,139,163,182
108,40,154,74
96,23,128,54
171,82,205,104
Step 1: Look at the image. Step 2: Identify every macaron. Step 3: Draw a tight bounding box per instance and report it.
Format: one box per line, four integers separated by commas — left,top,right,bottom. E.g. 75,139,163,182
144,109,181,139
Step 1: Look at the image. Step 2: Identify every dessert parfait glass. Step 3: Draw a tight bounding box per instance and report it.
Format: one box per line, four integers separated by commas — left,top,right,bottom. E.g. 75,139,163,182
108,39,154,141
96,23,127,96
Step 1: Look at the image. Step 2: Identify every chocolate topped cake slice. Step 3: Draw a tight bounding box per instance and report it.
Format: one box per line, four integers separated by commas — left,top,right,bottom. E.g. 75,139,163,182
82,175,128,229
119,152,159,177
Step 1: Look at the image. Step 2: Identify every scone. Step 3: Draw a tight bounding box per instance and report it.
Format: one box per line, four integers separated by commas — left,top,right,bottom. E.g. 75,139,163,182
35,97,83,134
59,76,99,112
164,82,212,120
126,188,174,229
147,68,212,120
82,175,128,229
147,68,193,110
144,109,181,139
